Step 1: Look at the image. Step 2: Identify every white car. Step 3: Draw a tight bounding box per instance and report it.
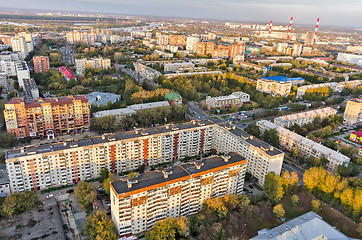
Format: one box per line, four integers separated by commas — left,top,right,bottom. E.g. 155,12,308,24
46,194,54,199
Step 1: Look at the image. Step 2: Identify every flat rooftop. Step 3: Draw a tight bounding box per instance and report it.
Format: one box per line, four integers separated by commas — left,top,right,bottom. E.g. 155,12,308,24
260,76,305,82
6,120,216,160
274,107,337,122
111,152,246,195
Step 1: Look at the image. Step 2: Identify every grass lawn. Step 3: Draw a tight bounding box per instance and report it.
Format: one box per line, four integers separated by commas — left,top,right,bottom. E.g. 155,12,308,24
211,116,219,120
240,119,253,123
221,115,229,119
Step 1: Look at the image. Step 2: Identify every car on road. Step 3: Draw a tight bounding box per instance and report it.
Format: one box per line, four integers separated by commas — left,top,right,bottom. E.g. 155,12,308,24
66,189,74,194
291,163,297,167
46,194,54,199
249,184,254,189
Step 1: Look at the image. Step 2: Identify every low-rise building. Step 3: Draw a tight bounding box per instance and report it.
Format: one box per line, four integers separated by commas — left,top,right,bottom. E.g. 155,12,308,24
75,57,111,74
205,91,250,110
257,120,350,172
86,91,121,107
164,62,195,73
274,107,337,128
59,66,76,82
349,129,362,143
344,98,362,125
256,77,293,97
295,80,362,98
165,92,182,105
110,152,247,236
133,62,161,81
251,211,355,240
165,71,222,79
0,165,10,196
94,101,170,123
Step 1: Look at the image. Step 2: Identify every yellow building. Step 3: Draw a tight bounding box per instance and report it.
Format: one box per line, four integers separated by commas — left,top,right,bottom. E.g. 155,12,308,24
344,98,362,125
349,130,362,143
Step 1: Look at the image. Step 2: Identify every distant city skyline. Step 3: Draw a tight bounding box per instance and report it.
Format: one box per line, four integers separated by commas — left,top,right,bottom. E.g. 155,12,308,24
1,0,362,27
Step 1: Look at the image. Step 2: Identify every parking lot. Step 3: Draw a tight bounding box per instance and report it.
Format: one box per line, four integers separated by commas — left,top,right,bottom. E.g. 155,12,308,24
0,198,65,240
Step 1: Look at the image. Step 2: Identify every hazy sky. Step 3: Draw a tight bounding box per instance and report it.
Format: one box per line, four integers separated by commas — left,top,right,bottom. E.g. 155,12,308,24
2,0,362,27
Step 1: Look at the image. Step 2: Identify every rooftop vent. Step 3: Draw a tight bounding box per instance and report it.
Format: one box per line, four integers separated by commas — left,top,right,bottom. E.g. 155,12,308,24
222,155,231,162
162,169,173,178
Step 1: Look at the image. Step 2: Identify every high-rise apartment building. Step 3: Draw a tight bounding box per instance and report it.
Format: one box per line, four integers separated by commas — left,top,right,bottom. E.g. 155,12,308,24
5,120,284,193
196,42,216,56
66,31,96,45
75,57,111,74
228,44,245,59
10,37,29,58
344,98,362,125
257,120,350,172
6,120,215,192
304,32,315,46
292,43,302,56
211,45,229,59
168,35,186,47
110,152,246,236
186,36,199,53
4,95,90,139
33,56,50,73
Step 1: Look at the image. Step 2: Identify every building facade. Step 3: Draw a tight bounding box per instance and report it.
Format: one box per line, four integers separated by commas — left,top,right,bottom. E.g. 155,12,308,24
110,152,247,236
33,56,50,73
257,120,350,172
133,62,161,81
4,95,90,139
344,98,362,125
6,120,215,192
274,107,337,128
205,91,250,110
75,57,111,74
256,78,292,97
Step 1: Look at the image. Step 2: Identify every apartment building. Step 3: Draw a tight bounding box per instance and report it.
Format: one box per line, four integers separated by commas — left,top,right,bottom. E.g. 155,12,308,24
75,57,111,74
238,62,268,73
110,152,247,236
196,42,216,56
344,98,362,125
10,36,29,58
168,35,187,47
16,61,30,87
4,95,90,139
163,62,195,73
0,51,24,61
133,62,161,81
186,36,199,53
213,124,284,185
205,91,250,110
257,120,350,172
296,80,362,98
66,31,96,45
256,77,292,97
228,43,245,59
211,45,229,59
18,78,39,101
274,107,337,128
6,120,216,192
33,56,50,73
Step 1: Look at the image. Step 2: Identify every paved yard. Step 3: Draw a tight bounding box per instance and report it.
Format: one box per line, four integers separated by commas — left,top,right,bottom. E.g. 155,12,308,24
0,198,65,240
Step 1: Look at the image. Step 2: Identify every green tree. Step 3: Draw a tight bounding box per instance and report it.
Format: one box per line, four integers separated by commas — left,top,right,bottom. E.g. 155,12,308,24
263,129,280,148
291,195,299,207
273,204,285,218
100,167,109,182
311,199,320,213
245,123,260,138
94,115,117,132
103,172,114,195
145,217,189,240
84,211,117,240
264,172,285,204
0,191,39,217
75,181,96,211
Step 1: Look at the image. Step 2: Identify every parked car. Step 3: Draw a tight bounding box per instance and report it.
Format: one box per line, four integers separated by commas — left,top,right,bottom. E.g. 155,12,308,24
46,194,54,199
66,189,74,194
63,224,69,232
249,184,254,189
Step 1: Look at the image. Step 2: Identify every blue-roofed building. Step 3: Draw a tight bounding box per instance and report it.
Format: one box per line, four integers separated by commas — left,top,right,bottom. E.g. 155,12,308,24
260,76,305,86
250,211,357,240
86,91,121,107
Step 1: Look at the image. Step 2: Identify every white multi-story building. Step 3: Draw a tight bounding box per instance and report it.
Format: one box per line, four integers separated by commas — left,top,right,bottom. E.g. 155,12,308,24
337,52,362,66
6,120,215,192
205,91,250,110
75,57,111,74
110,152,246,236
133,62,161,81
0,60,18,76
164,62,195,73
186,36,200,53
16,61,30,87
6,120,285,193
257,120,350,172
274,107,338,128
344,98,362,125
0,51,25,61
10,37,29,58
213,124,284,185
296,80,362,98
256,78,292,97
